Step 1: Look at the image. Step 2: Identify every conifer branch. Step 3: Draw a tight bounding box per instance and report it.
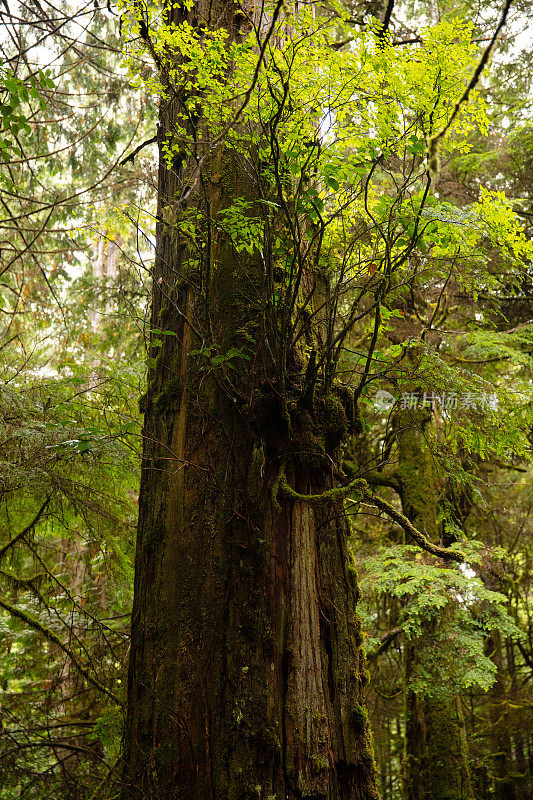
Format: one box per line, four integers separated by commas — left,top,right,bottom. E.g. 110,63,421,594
0,597,121,705
0,496,51,562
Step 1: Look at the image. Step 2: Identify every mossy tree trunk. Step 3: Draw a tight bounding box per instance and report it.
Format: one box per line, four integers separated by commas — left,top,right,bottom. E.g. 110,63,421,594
120,2,380,798
481,559,525,800
506,637,531,798
484,630,516,800
396,409,474,800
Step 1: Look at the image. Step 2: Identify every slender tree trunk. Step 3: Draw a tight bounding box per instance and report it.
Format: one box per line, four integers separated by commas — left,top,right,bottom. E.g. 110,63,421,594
403,663,474,800
397,409,474,800
121,2,380,798
506,637,530,797
485,629,516,799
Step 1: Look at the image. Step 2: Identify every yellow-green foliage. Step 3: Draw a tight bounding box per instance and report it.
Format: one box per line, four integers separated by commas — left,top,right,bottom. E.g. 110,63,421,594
116,1,528,301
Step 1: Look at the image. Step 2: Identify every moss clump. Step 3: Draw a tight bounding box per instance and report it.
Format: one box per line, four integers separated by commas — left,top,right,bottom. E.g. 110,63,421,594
155,304,170,329
321,395,348,438
311,755,329,771
346,556,359,591
351,702,368,730
290,395,349,465
139,391,150,413
360,668,371,689
292,426,326,469
153,377,182,410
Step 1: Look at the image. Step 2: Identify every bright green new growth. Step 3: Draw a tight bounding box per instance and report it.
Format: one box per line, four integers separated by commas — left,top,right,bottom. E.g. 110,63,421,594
0,67,55,164
359,542,523,695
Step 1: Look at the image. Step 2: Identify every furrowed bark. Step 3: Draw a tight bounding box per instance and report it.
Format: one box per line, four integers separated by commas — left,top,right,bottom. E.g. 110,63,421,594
121,2,380,798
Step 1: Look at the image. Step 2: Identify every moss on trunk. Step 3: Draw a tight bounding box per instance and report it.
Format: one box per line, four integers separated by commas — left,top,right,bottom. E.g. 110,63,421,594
122,395,380,799
396,409,474,800
120,2,380,798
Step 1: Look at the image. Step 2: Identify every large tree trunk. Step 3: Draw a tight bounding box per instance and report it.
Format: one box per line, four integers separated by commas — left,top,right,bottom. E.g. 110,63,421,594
123,424,379,799
121,2,379,798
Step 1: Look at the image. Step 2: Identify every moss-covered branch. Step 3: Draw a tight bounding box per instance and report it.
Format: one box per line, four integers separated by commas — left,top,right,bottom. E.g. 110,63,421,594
367,626,403,660
0,596,121,706
276,471,366,508
277,472,464,562
0,496,50,562
363,489,465,563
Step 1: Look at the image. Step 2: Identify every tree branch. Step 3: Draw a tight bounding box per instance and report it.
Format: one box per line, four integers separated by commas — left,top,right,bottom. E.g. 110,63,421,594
119,134,157,166
0,496,51,562
428,0,514,162
278,472,464,562
378,0,395,42
361,489,465,562
0,597,121,705
367,626,403,659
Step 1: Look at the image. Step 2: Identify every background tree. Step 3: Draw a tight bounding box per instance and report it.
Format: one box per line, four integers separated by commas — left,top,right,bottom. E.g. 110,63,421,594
0,3,152,797
353,3,533,797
